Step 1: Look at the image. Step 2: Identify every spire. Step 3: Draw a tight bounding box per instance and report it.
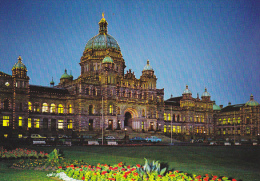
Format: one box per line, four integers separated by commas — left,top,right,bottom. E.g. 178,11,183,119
99,12,108,34
50,77,55,87
250,94,254,101
18,55,22,63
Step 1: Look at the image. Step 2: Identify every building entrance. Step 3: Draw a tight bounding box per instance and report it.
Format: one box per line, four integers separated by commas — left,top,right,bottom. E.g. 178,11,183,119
124,112,131,126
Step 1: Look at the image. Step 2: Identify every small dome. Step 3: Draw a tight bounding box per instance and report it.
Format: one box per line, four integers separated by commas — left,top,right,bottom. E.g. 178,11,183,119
143,60,153,71
213,104,221,110
202,88,210,97
61,69,70,79
245,94,259,106
183,85,192,94
12,56,27,70
102,56,113,63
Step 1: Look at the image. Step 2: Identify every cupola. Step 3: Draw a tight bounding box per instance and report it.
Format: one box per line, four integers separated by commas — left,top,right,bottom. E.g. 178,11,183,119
245,94,259,106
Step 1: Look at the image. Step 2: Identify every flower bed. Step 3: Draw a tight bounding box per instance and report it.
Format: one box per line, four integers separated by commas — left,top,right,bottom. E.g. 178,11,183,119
49,159,238,181
0,148,48,159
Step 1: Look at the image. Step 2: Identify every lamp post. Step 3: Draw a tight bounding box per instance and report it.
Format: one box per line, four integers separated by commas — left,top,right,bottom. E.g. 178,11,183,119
102,94,104,145
124,127,127,144
171,106,173,145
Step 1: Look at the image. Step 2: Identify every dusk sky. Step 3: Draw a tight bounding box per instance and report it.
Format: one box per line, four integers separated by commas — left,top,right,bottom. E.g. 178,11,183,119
1,0,259,107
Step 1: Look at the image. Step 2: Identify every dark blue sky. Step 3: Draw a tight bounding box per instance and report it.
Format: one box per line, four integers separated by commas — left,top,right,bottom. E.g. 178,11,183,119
1,0,259,106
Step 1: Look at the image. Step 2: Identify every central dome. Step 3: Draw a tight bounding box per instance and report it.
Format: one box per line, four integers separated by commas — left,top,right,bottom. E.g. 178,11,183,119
84,13,120,51
85,34,120,51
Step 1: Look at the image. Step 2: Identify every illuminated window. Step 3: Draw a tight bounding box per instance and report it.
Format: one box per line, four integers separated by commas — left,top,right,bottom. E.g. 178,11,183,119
237,117,241,124
117,107,120,115
109,105,113,114
183,117,186,122
28,118,31,128
164,113,167,120
223,118,226,125
168,114,171,121
233,118,236,124
228,118,231,124
58,120,63,129
4,134,8,138
3,116,9,126
142,122,144,130
164,125,166,133
34,119,40,128
67,119,73,129
34,103,40,112
42,103,48,112
142,109,145,117
19,116,23,126
246,127,250,134
201,116,204,123
58,104,64,113
50,103,56,113
168,125,171,133
68,104,72,114
177,126,181,133
172,126,176,133
18,134,22,138
28,102,32,111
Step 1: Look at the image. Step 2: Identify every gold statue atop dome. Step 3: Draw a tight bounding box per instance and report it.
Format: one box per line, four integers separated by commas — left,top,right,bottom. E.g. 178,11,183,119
102,12,104,18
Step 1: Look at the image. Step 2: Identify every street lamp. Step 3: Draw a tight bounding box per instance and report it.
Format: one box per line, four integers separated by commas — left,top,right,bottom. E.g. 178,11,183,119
124,128,127,144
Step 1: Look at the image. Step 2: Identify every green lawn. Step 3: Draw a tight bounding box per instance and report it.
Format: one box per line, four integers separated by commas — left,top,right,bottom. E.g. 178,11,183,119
0,145,259,181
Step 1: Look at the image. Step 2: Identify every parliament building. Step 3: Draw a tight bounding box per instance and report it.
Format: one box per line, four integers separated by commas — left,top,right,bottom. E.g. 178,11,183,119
0,15,259,141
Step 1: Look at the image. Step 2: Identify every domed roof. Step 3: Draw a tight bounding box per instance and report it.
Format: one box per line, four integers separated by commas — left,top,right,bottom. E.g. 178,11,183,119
61,69,70,79
84,14,120,51
143,60,153,71
85,34,120,51
12,56,27,70
183,85,192,94
102,56,113,63
202,88,210,97
245,94,259,106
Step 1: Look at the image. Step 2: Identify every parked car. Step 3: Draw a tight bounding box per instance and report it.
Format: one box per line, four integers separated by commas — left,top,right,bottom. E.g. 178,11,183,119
209,141,218,145
98,136,116,140
31,134,46,139
146,136,162,142
129,137,146,143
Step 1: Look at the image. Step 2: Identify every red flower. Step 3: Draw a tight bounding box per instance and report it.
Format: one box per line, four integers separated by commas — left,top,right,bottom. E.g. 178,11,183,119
130,168,136,171
127,165,131,169
158,175,162,177
80,169,83,171
121,168,126,171
136,164,141,168
101,171,107,175
71,164,74,167
176,170,179,173
109,166,113,170
232,179,237,181
82,176,85,180
169,174,175,177
108,178,115,181
58,166,62,169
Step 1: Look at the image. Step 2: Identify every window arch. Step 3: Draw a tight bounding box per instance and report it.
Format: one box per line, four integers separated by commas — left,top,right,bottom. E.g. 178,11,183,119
68,104,72,114
89,105,93,115
58,104,64,113
34,103,40,112
42,103,48,112
109,105,113,114
50,103,56,113
28,102,32,111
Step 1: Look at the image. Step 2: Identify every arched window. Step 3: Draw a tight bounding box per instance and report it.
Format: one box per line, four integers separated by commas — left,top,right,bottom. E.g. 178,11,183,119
68,104,72,114
50,103,56,113
92,88,96,96
67,119,73,129
58,104,64,114
42,103,48,112
164,113,167,120
168,114,171,121
86,88,89,95
89,105,93,115
109,105,113,114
